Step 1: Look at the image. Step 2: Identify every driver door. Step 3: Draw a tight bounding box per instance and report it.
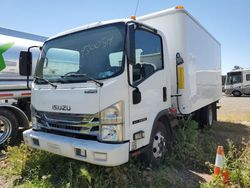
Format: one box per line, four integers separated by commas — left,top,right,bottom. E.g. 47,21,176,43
128,28,169,150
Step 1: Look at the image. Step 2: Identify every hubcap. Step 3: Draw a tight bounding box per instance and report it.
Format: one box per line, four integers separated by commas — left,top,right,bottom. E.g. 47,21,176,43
152,131,166,159
0,116,12,145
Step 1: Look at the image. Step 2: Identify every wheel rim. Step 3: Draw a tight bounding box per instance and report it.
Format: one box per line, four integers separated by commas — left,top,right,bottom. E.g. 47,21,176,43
0,116,12,144
152,131,166,159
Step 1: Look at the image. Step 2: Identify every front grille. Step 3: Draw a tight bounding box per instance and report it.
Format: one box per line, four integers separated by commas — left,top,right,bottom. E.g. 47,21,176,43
36,111,99,136
48,122,82,131
38,111,96,122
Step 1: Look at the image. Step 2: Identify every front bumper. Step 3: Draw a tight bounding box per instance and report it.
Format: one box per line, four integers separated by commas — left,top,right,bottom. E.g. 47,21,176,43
23,129,129,166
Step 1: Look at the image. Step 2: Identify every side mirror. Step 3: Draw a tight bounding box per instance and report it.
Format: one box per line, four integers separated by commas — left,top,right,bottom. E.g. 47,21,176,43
133,88,141,104
127,23,136,65
19,51,32,76
133,64,142,82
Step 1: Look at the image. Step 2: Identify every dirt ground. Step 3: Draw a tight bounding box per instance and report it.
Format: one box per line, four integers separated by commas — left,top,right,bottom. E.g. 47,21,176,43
218,95,250,123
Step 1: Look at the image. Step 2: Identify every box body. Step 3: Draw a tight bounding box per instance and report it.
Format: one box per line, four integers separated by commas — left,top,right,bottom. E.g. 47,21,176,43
139,8,221,114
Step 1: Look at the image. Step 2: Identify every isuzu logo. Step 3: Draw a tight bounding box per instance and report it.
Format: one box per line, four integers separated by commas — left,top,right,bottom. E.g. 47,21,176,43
52,105,71,111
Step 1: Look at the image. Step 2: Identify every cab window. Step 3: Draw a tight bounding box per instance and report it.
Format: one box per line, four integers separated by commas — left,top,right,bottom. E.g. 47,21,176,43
226,72,242,84
132,29,163,84
246,74,250,81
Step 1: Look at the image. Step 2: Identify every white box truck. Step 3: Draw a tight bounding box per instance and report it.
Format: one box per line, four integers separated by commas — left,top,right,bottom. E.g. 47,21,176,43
20,6,221,166
224,67,250,96
0,27,46,146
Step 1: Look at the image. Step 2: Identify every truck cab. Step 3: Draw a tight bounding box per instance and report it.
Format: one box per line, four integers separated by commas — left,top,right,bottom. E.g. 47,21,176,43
21,20,171,166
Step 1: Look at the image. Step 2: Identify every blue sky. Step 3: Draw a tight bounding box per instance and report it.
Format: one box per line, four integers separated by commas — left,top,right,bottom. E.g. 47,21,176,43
1,0,250,74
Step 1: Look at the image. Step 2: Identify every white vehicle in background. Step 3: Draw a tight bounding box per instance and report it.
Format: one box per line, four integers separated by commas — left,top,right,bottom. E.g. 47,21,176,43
20,6,221,166
0,27,46,147
224,67,250,97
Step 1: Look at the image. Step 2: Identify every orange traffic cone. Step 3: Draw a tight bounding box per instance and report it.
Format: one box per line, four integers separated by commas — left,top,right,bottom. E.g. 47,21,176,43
214,146,224,176
222,169,229,184
214,146,230,184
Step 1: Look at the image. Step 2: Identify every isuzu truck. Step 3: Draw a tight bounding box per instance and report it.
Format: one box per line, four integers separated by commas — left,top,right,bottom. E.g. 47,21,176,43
20,6,221,166
0,27,46,146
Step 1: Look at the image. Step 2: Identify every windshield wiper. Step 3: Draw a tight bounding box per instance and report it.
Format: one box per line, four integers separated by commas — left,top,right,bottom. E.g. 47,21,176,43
61,73,104,87
34,76,58,89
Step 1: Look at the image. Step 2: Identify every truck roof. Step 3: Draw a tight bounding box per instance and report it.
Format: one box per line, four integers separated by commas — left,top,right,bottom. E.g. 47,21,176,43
48,6,220,46
48,19,131,41
138,7,220,45
0,27,47,42
228,68,250,73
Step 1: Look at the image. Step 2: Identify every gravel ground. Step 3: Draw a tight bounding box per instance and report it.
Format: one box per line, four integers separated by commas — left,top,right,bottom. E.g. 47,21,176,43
218,95,250,123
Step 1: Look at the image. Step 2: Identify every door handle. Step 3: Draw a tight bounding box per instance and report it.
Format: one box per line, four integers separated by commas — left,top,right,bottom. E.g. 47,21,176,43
163,87,167,102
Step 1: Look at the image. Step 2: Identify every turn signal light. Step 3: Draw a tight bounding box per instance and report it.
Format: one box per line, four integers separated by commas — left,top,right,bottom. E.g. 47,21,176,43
133,131,145,140
130,16,136,20
175,6,184,9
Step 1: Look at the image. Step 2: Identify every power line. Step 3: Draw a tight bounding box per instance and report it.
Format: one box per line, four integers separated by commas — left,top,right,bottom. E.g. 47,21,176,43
134,0,140,16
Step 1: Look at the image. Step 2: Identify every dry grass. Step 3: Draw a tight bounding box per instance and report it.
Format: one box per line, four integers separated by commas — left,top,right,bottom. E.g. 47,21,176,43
218,96,250,123
1,120,249,188
218,114,250,123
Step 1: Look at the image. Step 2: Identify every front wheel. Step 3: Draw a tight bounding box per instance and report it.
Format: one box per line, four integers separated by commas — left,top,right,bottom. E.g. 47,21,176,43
0,110,18,147
141,121,172,167
232,90,242,97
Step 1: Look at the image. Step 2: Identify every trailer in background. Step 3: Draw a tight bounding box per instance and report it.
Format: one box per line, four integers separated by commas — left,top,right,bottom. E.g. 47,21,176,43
225,67,250,96
0,27,46,147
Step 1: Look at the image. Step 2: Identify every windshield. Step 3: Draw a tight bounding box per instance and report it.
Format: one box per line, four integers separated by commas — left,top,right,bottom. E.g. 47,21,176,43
35,23,125,84
226,72,242,85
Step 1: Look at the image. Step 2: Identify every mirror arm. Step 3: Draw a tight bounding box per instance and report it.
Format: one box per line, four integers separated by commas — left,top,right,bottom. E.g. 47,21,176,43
126,59,138,90
126,61,141,105
28,46,41,52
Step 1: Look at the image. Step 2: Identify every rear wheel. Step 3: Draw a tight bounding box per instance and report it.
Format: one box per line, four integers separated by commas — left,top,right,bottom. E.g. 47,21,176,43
142,121,172,167
232,90,242,97
0,110,18,147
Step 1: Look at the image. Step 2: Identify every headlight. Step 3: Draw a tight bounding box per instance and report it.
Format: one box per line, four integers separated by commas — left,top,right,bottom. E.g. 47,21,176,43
99,101,124,142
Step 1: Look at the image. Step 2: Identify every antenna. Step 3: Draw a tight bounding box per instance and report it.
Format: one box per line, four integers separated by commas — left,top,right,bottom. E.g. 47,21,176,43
134,0,140,16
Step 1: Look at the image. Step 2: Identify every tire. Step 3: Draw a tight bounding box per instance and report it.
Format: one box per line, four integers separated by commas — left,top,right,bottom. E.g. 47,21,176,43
232,90,242,97
141,121,172,167
201,104,214,128
0,110,18,147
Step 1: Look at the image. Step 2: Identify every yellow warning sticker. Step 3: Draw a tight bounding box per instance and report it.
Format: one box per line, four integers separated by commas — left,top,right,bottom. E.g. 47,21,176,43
178,66,184,89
